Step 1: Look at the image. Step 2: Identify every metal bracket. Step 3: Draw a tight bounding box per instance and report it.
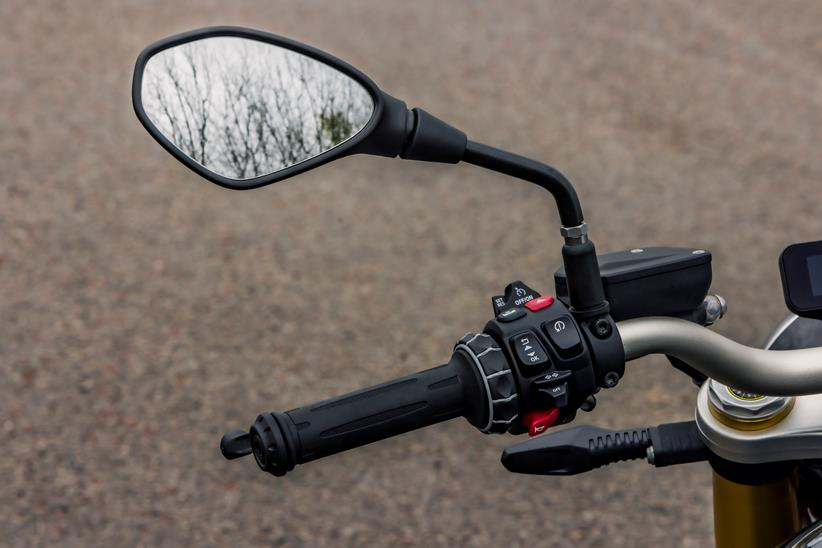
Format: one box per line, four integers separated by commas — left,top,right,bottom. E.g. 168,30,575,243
696,382,822,464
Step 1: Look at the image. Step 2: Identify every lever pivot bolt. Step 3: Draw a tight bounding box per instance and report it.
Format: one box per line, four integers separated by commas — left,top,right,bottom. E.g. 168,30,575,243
603,371,620,388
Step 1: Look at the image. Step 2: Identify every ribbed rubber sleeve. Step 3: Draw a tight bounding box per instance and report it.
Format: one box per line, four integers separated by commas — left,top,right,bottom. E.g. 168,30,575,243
281,363,466,464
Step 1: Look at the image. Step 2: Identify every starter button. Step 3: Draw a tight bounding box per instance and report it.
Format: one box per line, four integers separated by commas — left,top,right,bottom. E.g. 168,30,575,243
543,315,583,359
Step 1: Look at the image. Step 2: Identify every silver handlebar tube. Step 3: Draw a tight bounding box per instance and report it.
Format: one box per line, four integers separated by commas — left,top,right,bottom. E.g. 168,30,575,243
618,317,822,396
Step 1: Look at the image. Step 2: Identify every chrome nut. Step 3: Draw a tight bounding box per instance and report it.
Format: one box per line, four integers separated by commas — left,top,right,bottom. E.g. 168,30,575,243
707,379,790,421
703,294,728,326
559,223,589,240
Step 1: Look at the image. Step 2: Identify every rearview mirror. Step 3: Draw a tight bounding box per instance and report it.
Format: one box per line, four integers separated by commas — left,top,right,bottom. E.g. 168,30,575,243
133,27,605,314
133,27,415,189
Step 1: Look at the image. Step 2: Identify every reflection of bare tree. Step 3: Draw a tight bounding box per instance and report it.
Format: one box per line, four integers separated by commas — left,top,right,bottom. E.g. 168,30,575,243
149,49,213,167
142,37,373,180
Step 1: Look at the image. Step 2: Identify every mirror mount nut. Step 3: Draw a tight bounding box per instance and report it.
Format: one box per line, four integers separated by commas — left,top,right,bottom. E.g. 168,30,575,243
400,108,468,164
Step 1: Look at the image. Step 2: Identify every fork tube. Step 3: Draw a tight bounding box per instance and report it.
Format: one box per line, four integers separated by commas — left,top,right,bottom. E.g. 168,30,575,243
713,468,800,548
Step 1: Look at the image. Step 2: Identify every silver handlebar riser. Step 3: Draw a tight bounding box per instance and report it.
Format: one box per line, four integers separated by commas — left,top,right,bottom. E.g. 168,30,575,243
618,317,822,396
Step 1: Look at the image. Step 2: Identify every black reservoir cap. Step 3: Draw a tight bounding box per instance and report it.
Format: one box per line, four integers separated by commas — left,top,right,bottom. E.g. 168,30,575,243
554,247,712,321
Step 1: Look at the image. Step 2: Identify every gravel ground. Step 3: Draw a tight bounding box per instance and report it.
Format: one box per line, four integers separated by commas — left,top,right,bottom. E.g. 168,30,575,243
3,1,822,546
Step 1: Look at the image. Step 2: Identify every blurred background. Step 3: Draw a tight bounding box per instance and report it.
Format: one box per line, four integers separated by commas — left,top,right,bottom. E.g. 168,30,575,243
3,1,822,546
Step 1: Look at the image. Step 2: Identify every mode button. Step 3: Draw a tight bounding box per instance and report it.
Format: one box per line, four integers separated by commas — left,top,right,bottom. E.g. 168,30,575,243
510,332,550,370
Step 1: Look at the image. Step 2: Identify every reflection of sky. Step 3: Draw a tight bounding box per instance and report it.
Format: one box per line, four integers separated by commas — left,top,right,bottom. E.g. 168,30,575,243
141,36,374,180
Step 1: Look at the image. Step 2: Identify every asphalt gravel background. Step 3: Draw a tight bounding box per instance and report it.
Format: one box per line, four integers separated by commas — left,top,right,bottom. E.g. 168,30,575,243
3,1,822,546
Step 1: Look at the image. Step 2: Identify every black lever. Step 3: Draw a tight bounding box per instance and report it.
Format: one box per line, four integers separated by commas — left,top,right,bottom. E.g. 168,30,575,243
501,421,708,475
220,429,252,460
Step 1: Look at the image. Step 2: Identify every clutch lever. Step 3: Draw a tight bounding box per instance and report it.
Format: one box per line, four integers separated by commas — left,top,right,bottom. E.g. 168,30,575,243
501,421,708,475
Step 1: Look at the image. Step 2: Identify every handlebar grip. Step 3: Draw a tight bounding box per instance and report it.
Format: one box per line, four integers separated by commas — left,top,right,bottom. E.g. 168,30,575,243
250,361,469,476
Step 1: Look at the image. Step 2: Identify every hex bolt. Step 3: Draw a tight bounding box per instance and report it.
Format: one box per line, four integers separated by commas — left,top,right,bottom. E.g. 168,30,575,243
603,371,620,388
706,379,791,422
593,318,612,339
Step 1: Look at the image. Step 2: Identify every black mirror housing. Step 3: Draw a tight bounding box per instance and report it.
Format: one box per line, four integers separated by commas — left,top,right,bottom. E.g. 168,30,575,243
132,26,467,190
132,26,392,190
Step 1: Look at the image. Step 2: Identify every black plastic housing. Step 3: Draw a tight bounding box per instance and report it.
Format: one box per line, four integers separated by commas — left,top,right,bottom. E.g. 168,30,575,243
555,247,712,322
483,295,597,428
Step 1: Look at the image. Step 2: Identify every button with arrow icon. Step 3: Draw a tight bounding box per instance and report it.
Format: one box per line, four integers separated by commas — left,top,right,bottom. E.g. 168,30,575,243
509,331,550,370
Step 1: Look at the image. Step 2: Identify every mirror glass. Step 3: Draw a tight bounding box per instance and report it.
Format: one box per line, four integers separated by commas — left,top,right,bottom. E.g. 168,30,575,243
141,36,375,180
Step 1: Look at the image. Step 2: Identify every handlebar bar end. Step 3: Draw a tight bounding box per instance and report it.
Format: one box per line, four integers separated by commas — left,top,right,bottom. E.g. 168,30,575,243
220,429,253,460
250,412,297,477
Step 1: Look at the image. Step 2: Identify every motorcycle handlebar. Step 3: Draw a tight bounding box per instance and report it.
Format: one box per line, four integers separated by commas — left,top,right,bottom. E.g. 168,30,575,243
226,316,822,477
619,316,822,396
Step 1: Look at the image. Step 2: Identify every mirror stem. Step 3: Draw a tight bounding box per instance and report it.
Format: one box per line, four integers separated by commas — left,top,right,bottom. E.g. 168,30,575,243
461,140,607,315
461,141,583,227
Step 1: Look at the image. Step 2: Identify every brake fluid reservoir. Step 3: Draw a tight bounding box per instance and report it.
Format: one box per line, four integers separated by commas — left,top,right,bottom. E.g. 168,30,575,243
554,247,712,322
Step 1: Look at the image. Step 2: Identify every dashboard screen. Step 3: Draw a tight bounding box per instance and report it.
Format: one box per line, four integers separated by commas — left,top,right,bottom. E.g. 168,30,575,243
807,254,822,296
781,240,822,319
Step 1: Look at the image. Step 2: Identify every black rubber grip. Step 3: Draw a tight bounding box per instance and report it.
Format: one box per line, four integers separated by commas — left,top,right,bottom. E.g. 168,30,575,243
249,362,472,475
285,363,465,462
649,420,709,467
